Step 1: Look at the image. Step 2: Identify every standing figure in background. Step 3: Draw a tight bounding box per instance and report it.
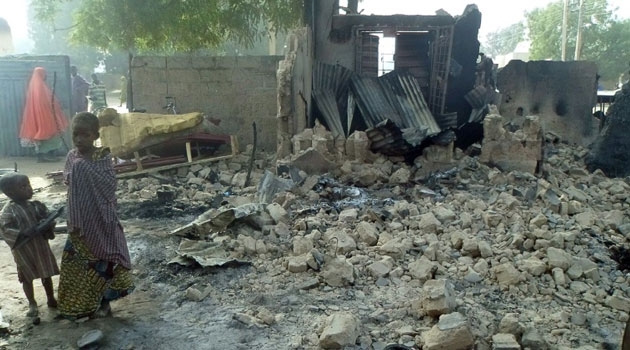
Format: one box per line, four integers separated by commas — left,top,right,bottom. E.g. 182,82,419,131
88,73,107,114
20,67,69,163
477,53,495,89
119,75,127,107
70,66,89,114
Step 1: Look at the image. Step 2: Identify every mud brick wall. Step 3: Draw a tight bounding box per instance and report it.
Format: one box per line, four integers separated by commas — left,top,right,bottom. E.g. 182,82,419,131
497,60,599,146
131,56,283,152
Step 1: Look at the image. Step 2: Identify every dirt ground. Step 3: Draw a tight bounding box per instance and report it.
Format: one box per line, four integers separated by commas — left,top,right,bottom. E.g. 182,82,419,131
0,157,322,350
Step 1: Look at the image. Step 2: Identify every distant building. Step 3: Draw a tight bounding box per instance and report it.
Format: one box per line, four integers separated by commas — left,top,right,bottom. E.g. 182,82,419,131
495,41,530,68
0,17,14,55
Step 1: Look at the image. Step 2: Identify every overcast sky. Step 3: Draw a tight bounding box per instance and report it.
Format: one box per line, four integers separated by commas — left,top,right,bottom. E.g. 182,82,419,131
2,0,630,53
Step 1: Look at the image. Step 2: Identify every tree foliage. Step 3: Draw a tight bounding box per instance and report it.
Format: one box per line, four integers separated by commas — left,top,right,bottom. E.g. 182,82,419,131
31,0,303,52
526,0,630,81
482,22,526,58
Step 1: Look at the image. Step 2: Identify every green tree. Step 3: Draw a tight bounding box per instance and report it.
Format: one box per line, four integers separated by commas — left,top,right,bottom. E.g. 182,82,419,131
526,0,629,81
31,0,303,52
29,0,104,74
483,22,526,58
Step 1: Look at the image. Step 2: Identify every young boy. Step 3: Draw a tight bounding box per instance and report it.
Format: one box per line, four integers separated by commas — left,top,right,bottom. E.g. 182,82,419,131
0,173,59,318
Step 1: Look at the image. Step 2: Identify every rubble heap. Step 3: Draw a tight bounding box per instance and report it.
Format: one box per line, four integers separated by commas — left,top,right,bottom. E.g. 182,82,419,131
113,120,629,350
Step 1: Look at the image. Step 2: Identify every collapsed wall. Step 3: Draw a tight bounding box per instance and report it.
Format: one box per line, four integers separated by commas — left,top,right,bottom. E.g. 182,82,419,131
587,84,630,177
497,60,598,146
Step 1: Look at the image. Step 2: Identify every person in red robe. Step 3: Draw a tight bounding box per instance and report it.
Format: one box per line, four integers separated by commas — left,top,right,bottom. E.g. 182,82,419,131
19,67,69,162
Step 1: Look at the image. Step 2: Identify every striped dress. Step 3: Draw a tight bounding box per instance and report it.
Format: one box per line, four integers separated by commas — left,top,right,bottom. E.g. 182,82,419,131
58,148,133,318
0,201,59,282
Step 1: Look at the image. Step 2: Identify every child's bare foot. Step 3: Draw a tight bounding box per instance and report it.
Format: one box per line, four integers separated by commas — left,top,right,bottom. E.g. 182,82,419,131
26,303,38,317
47,298,58,308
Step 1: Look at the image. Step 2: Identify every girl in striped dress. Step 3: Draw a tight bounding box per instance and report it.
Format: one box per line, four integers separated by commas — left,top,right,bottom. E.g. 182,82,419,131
57,112,134,319
0,173,59,318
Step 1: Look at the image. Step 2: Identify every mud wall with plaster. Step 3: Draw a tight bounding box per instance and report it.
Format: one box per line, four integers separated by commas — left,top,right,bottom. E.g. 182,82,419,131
497,60,598,146
131,55,283,152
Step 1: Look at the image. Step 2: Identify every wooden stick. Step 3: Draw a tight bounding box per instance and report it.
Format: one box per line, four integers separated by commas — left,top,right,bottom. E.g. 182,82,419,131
117,154,233,179
244,122,257,187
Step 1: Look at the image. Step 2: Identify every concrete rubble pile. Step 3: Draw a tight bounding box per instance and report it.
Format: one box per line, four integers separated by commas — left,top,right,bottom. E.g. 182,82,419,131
113,115,629,350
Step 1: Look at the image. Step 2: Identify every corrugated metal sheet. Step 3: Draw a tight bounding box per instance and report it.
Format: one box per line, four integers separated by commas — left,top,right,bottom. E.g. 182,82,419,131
312,61,354,136
380,71,440,134
350,75,404,128
313,89,344,137
0,56,72,156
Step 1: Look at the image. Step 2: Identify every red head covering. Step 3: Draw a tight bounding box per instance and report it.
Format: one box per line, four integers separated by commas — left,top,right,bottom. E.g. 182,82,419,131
19,67,69,141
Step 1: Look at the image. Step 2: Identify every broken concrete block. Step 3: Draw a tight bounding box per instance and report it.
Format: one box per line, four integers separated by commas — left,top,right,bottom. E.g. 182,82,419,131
329,231,357,254
419,212,442,234
547,247,572,271
322,258,354,287
494,263,521,286
293,236,314,255
367,258,393,279
480,113,543,174
522,257,546,277
408,257,436,282
287,255,309,273
492,333,521,350
422,279,457,317
422,312,474,350
319,312,360,349
521,328,549,350
605,295,630,313
291,148,335,175
257,171,295,204
433,206,456,224
498,313,524,338
339,208,358,222
354,222,379,246
390,167,411,184
267,203,288,224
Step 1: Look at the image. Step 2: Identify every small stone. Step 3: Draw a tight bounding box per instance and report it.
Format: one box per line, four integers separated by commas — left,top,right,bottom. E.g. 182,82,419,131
465,268,483,283
339,208,359,222
571,312,586,326
530,213,547,228
606,295,630,313
494,263,521,286
419,212,442,234
478,241,493,258
390,167,411,184
522,328,548,350
408,257,436,282
522,257,546,276
461,238,480,257
547,247,572,271
498,313,524,338
367,259,393,278
492,333,520,350
552,268,567,286
322,258,354,287
267,203,288,224
293,236,314,255
287,255,309,273
422,279,457,317
354,221,379,246
297,277,320,290
422,312,474,350
185,285,210,302
77,330,104,349
319,312,360,349
433,206,456,223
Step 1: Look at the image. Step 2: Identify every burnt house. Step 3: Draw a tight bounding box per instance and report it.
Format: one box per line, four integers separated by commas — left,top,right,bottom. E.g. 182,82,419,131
277,0,482,158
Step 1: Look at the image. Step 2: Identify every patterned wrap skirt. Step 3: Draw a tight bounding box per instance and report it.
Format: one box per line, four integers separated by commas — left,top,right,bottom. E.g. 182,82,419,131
58,231,134,319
